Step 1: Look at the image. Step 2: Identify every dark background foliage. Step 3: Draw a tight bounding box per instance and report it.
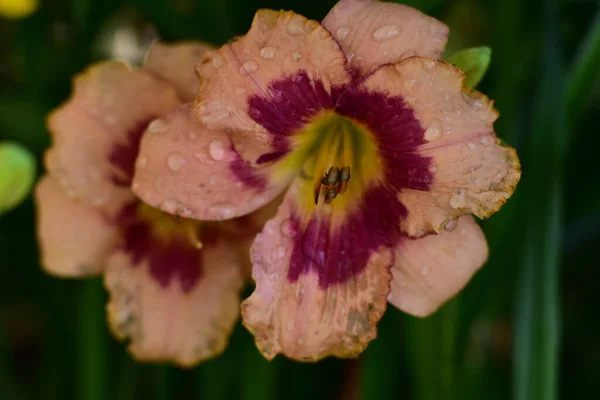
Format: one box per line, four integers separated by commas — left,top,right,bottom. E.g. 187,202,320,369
1,0,599,399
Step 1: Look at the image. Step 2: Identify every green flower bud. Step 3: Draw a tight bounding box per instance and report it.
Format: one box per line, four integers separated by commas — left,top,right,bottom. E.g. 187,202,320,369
445,47,492,88
0,142,36,214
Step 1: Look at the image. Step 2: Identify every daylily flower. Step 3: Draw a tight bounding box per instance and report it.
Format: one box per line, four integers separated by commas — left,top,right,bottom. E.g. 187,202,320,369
34,41,268,367
133,0,521,361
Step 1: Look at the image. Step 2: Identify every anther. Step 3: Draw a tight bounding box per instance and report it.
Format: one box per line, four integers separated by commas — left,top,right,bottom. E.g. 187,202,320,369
314,166,351,205
338,166,351,194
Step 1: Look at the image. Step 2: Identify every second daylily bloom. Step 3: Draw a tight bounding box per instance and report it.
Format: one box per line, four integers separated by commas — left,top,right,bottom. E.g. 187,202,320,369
35,41,268,367
133,0,521,361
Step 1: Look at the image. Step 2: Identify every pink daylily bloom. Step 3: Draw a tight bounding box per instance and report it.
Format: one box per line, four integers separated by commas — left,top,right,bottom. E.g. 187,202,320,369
35,41,269,367
133,0,521,361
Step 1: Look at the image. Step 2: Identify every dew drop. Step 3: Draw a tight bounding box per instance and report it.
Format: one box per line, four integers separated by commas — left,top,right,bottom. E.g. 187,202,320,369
270,272,278,281
280,219,296,237
420,265,430,276
273,246,286,260
419,24,431,38
234,87,246,96
373,24,401,42
428,165,437,173
287,17,305,36
424,118,442,141
188,132,197,140
291,51,302,61
136,156,147,169
422,59,436,72
449,189,466,209
208,203,236,219
211,53,223,69
208,175,216,185
468,141,475,149
260,46,276,59
147,119,167,134
240,60,258,75
287,319,295,331
336,26,350,41
480,136,489,145
166,152,187,171
444,217,458,232
209,140,227,161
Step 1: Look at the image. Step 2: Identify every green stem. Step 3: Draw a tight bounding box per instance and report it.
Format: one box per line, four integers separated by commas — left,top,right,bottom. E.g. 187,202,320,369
565,9,600,130
79,279,108,400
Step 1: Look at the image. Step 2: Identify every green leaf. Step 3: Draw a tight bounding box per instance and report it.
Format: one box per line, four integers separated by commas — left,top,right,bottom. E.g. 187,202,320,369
0,142,36,214
445,47,492,88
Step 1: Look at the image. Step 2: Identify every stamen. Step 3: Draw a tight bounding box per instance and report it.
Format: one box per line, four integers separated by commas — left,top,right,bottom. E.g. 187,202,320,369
186,224,204,249
314,165,351,205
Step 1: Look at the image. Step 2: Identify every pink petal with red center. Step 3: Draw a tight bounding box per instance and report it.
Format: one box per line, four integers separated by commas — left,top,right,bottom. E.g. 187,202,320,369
144,41,214,102
105,239,244,367
133,103,289,220
34,176,118,277
388,215,488,316
357,57,521,237
241,194,393,361
194,9,350,143
322,0,448,75
45,61,180,215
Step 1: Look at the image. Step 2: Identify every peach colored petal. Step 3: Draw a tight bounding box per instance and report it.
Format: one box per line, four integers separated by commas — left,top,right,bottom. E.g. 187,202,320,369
194,9,350,139
144,41,214,102
358,57,521,237
388,215,487,316
45,61,180,215
104,240,244,367
322,0,448,75
132,103,290,220
241,196,393,361
34,175,118,277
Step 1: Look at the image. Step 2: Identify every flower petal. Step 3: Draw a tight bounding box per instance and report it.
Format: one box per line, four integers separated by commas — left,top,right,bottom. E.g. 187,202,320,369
105,239,244,367
34,175,118,277
388,215,488,316
194,9,350,138
322,0,448,75
45,61,180,215
144,41,214,102
357,57,521,237
241,194,393,361
132,103,289,220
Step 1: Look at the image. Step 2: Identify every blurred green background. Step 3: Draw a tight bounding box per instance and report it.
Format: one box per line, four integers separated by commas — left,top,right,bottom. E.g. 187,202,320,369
1,0,599,399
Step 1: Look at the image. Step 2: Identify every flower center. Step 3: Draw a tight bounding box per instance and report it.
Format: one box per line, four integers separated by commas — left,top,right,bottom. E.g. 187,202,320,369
276,111,383,214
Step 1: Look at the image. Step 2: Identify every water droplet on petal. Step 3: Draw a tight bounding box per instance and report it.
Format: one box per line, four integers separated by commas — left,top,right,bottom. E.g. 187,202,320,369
208,175,216,185
234,87,246,96
280,219,296,237
136,156,147,169
424,118,442,141
449,189,466,209
428,165,437,173
188,132,197,140
208,203,236,219
336,26,349,41
419,24,431,38
373,24,401,42
291,51,302,61
444,216,458,232
148,119,167,134
166,152,187,171
209,139,227,161
480,136,490,145
287,319,295,330
468,141,475,149
422,59,436,72
287,17,305,36
211,53,223,69
420,265,429,276
260,46,276,59
240,60,258,75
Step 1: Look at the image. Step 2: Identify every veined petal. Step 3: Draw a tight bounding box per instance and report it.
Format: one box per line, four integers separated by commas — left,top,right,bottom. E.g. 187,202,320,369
144,41,214,102
35,175,118,277
194,9,350,142
388,215,487,316
45,61,180,215
356,57,521,237
323,0,448,75
132,103,290,220
242,186,393,361
105,238,244,367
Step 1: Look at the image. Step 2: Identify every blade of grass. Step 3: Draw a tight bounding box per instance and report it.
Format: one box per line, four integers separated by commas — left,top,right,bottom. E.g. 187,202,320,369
79,279,108,400
565,8,600,130
513,0,564,398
